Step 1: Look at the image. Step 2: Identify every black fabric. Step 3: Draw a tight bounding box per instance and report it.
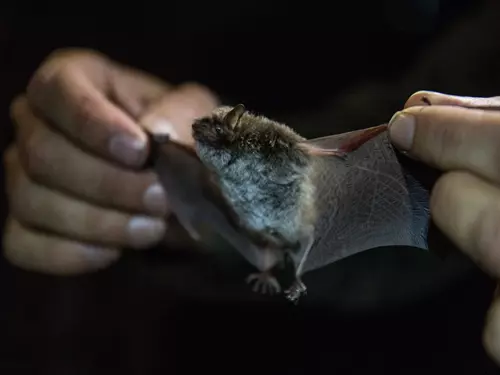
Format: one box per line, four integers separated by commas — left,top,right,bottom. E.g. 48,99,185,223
0,1,499,373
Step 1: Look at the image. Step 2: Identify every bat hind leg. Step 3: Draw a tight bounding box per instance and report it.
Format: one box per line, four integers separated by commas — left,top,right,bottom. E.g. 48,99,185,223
246,271,281,295
284,278,307,303
284,231,313,303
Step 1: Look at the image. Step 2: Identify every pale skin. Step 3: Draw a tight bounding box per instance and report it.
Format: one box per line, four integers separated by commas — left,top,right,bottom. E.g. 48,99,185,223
2,49,218,274
3,48,500,365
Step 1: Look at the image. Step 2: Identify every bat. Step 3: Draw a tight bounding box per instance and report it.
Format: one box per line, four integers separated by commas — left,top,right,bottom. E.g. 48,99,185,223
147,104,432,303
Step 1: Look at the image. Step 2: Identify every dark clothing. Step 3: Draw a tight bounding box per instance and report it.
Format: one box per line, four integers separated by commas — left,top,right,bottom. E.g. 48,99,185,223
0,1,499,373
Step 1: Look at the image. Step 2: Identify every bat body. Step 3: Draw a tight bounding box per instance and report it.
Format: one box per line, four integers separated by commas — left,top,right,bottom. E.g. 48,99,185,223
148,134,272,272
148,105,431,303
192,104,328,296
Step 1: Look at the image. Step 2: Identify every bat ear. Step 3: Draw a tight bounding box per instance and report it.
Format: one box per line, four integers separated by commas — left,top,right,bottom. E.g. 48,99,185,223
224,104,246,129
297,142,344,156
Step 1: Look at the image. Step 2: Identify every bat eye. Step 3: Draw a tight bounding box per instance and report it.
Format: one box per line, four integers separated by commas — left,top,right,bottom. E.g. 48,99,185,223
215,125,223,134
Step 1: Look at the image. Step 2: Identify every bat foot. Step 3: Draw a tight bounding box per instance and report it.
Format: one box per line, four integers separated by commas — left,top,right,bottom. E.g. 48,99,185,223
284,279,307,303
246,272,281,295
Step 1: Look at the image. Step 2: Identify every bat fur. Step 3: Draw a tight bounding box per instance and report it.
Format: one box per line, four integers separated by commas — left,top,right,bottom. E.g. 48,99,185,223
148,104,431,303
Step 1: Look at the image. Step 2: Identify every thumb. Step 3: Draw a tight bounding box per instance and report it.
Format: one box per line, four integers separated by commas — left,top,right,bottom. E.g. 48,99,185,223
387,96,500,184
108,62,173,119
139,83,219,148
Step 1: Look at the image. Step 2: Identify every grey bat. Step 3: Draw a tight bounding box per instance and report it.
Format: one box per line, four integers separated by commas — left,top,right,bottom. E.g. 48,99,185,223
147,104,430,303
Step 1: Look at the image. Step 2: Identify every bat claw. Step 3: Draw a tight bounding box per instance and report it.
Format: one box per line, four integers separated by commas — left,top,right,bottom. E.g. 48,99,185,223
246,272,281,295
284,279,307,303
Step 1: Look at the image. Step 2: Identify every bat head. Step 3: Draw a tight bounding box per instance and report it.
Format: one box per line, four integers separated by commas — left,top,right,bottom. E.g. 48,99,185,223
191,104,244,149
192,104,315,173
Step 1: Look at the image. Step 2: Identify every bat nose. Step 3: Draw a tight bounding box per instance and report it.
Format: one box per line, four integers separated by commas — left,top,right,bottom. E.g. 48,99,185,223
191,122,201,135
191,121,207,139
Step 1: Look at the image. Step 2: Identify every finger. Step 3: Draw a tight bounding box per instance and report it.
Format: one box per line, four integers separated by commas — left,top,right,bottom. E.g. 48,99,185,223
429,171,500,278
405,90,500,110
483,285,500,366
388,103,500,184
140,82,219,147
6,150,166,249
108,62,172,118
3,217,120,275
26,49,151,167
11,96,168,216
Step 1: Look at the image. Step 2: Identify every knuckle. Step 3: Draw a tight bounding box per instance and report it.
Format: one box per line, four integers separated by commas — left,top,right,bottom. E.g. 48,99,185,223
37,48,105,77
9,95,28,124
180,81,210,95
39,60,106,136
437,173,500,277
429,171,473,247
18,124,52,182
429,173,454,215
67,87,102,131
2,221,17,257
4,149,21,195
2,216,16,242
429,171,500,278
27,53,67,101
2,216,117,275
27,48,106,104
428,172,468,228
178,82,219,108
2,218,27,268
7,169,34,222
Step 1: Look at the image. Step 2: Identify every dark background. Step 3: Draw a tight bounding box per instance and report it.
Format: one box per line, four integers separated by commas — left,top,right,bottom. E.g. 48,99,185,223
1,0,500,373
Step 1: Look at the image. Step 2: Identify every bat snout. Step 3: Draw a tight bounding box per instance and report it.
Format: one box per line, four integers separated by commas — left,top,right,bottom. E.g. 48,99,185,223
191,119,213,140
191,121,203,137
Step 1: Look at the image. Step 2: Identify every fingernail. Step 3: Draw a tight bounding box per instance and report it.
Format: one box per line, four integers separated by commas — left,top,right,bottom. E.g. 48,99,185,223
109,134,147,166
143,183,168,215
147,119,180,142
79,246,120,265
388,111,415,151
127,216,166,249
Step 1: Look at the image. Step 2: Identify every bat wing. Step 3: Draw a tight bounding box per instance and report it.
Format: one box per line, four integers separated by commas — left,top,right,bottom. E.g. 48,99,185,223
300,125,431,275
149,137,267,270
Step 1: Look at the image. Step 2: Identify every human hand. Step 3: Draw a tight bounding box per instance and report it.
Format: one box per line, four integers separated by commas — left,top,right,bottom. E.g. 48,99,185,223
388,90,500,365
3,49,218,275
